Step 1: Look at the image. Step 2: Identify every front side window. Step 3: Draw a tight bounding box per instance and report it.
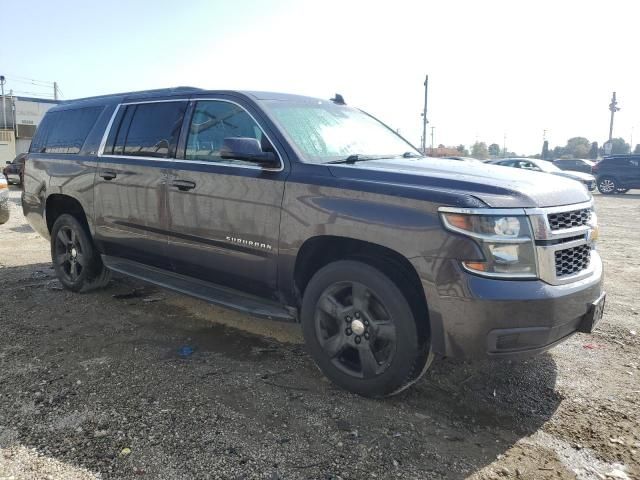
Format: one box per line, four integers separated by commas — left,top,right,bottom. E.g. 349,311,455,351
260,100,417,164
112,101,187,158
185,101,271,166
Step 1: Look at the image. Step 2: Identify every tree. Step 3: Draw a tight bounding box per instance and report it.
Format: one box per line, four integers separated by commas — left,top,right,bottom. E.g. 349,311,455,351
471,142,489,160
565,137,590,158
541,140,549,160
633,144,640,154
610,137,630,155
552,146,566,158
488,143,500,157
456,144,469,156
589,142,599,160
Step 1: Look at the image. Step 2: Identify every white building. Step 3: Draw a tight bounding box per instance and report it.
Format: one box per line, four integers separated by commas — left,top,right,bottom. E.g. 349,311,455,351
0,95,59,163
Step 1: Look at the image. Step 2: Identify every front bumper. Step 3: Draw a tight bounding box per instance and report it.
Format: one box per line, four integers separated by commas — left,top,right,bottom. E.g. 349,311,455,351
412,251,604,360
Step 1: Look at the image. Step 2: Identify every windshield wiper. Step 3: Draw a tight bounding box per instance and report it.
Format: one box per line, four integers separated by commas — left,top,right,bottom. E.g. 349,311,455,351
325,154,386,165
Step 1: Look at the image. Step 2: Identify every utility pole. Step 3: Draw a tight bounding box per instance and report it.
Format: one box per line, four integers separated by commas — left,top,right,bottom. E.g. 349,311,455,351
0,75,6,130
503,133,507,158
53,81,59,101
608,91,620,142
430,126,435,153
421,75,428,154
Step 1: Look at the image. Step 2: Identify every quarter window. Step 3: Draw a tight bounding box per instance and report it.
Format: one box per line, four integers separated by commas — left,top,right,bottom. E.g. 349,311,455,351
185,101,273,166
30,106,103,154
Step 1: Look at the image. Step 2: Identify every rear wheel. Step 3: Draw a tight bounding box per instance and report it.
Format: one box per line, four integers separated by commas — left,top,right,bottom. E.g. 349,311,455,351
51,214,111,292
301,260,432,397
597,177,617,195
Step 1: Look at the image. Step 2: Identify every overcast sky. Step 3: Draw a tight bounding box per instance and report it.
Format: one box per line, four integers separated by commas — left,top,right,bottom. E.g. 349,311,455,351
2,0,638,154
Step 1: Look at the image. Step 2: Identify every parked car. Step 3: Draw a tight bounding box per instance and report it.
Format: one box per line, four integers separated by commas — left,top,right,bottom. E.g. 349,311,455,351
3,153,26,185
22,88,605,397
0,176,9,224
490,158,596,191
441,156,484,163
592,155,640,194
553,158,596,174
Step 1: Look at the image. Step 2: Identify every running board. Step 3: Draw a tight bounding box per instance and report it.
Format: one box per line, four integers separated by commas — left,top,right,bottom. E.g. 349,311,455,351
101,256,297,322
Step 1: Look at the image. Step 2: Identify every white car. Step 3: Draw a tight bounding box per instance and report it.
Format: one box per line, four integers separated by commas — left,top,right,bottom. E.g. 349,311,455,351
0,176,9,224
490,158,597,191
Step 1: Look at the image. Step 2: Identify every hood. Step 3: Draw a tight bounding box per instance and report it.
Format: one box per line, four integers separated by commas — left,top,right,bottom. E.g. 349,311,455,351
553,170,595,181
328,157,592,208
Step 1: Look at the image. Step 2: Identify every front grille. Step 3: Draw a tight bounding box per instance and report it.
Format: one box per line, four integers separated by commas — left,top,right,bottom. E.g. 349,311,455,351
548,208,591,230
555,244,591,277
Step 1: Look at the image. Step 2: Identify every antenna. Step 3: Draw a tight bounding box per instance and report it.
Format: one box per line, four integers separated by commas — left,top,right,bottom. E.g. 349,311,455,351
330,93,345,105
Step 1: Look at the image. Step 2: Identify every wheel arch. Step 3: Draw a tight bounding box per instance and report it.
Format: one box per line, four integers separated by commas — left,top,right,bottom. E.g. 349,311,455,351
45,193,92,236
292,235,430,339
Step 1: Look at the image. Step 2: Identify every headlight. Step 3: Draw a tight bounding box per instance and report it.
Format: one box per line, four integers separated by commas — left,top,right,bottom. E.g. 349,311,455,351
440,211,537,278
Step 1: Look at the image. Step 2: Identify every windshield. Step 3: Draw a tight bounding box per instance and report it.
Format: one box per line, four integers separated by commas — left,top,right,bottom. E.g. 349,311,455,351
260,100,419,164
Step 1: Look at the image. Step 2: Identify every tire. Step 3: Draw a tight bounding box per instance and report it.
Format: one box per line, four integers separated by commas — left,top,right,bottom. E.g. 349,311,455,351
301,260,432,398
50,214,111,292
597,176,617,195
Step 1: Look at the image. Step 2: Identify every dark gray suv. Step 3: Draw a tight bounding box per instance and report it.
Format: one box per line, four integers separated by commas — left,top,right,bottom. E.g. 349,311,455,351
22,88,605,397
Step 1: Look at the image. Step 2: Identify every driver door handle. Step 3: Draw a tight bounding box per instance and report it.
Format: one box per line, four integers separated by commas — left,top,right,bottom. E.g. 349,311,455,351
171,179,196,191
99,170,117,180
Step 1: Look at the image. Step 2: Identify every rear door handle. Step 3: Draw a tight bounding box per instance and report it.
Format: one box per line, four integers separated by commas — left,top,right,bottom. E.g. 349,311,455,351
99,170,117,180
171,179,196,191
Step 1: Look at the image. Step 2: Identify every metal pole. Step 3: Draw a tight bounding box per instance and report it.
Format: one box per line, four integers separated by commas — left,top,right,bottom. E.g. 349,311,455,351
608,91,619,142
430,126,435,153
421,75,428,154
0,75,6,130
53,81,58,101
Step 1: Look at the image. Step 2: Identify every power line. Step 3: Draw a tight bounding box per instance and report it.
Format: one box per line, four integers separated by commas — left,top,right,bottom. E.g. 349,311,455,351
4,73,54,86
11,89,56,98
5,77,54,88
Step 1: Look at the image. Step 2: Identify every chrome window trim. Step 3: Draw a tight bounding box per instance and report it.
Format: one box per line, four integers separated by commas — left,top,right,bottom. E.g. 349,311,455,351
97,104,121,156
97,98,284,173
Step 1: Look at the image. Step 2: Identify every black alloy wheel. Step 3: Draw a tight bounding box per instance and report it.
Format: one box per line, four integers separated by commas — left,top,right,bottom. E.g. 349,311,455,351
314,281,396,379
54,225,86,283
302,260,431,397
50,214,111,292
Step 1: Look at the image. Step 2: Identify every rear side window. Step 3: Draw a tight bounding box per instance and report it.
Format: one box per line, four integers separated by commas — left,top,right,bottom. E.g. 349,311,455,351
108,102,187,158
30,107,102,154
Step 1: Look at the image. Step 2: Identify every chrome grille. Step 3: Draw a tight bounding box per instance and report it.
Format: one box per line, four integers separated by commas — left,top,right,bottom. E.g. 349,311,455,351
547,208,591,230
555,244,591,277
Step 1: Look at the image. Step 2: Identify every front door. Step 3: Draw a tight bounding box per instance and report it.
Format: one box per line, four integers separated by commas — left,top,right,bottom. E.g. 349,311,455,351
166,99,287,298
94,100,188,269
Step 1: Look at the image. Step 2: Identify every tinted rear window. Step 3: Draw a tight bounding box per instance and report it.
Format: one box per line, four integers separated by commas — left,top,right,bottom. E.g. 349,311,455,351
30,107,103,154
110,102,187,158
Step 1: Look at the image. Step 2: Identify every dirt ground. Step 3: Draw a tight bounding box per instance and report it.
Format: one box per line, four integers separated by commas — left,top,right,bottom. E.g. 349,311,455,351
0,186,638,480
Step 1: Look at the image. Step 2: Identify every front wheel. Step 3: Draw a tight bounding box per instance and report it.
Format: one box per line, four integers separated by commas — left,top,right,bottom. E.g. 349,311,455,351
301,260,432,397
51,214,111,292
597,177,617,195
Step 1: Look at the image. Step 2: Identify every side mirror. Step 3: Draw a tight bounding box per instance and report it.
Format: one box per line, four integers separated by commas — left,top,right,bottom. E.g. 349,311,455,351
220,137,279,168
5,161,11,165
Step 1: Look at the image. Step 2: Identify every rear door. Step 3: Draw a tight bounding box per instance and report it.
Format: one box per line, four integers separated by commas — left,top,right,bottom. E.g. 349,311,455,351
94,99,188,269
628,158,640,188
165,97,287,298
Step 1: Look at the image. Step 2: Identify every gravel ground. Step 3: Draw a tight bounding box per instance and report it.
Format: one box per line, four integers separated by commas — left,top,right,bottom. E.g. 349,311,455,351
0,186,638,480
